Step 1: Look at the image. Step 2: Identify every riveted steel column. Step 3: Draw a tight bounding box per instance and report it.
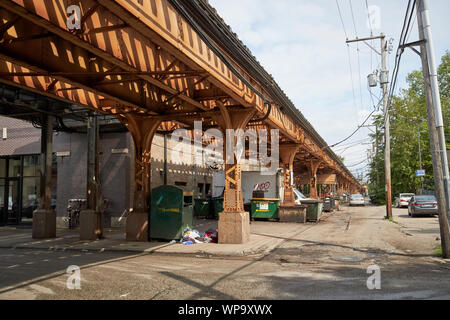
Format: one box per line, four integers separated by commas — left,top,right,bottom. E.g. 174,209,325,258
213,105,256,244
80,115,103,240
32,114,56,239
307,160,321,200
279,144,301,206
123,115,161,241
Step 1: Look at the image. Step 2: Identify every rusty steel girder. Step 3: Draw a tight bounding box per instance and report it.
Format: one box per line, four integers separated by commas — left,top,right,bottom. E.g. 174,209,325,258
0,0,360,190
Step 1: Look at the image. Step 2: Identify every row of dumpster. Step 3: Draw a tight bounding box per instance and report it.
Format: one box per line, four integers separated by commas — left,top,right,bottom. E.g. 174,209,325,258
194,196,343,223
150,185,344,241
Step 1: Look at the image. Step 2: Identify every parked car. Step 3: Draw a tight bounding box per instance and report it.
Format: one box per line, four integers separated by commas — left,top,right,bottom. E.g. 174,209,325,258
395,193,415,208
408,195,438,217
349,194,365,206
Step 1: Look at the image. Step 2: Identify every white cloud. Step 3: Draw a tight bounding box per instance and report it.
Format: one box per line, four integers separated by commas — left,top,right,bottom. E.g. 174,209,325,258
209,0,450,173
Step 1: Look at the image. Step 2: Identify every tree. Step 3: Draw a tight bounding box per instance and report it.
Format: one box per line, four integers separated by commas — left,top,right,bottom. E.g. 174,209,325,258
368,51,449,204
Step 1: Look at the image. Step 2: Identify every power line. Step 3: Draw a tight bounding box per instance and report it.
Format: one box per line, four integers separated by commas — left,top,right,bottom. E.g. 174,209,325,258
384,0,416,126
328,95,382,149
349,0,358,36
348,0,364,114
365,0,375,72
336,0,359,114
346,158,369,168
328,107,378,148
336,0,349,39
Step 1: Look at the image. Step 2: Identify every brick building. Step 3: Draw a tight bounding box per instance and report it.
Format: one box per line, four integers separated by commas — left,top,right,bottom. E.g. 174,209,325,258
0,116,213,228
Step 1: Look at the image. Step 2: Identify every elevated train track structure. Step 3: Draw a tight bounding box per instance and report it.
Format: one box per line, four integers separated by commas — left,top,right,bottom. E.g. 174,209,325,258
0,0,361,243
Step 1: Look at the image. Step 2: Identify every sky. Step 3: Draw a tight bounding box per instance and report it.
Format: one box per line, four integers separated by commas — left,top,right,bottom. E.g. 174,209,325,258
208,0,450,180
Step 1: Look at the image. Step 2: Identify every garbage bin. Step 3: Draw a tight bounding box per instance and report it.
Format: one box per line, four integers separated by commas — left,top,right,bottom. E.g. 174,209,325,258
323,197,333,212
301,199,324,222
210,197,224,219
194,199,210,218
251,198,280,220
150,186,193,240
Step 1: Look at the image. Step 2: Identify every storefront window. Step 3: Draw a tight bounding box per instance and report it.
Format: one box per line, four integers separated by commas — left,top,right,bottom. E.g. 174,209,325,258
23,155,40,177
0,158,6,178
8,156,21,177
0,179,5,209
22,177,39,218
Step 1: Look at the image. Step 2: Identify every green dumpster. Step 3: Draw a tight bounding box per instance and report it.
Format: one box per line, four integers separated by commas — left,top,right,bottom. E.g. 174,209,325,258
210,198,224,219
301,199,324,222
251,198,280,220
194,199,210,218
150,186,193,240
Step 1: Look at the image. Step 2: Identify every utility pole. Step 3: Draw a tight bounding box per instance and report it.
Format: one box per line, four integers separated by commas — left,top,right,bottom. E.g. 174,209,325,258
381,35,392,219
414,0,450,257
417,127,424,193
347,33,392,218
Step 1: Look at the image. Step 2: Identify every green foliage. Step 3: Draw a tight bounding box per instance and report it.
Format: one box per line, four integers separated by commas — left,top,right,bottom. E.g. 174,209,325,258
368,52,450,203
434,244,443,257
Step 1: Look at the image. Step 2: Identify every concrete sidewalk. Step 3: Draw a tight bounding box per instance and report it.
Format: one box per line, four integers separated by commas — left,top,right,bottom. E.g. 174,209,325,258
0,216,330,257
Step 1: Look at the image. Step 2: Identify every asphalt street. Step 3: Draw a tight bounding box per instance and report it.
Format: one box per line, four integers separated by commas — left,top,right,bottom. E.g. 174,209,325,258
0,205,449,300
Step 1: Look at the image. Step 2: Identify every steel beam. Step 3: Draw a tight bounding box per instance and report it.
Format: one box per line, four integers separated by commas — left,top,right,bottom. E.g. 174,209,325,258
32,114,56,239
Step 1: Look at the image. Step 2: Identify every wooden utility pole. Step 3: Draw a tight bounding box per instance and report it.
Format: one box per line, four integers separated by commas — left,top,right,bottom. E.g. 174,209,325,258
381,35,392,219
417,127,424,193
347,34,391,218
415,0,450,257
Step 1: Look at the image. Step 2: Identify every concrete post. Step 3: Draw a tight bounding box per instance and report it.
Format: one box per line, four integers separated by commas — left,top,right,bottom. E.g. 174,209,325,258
32,115,56,239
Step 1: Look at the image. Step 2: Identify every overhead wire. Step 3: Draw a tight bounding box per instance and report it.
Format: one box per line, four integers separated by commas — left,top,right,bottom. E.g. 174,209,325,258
384,0,416,127
170,0,362,181
349,0,365,112
336,0,359,118
346,158,370,168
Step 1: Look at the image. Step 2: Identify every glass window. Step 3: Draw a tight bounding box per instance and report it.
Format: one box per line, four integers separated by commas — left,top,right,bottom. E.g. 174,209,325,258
0,158,6,178
0,178,5,209
23,155,40,177
415,195,436,201
8,156,21,177
22,177,39,217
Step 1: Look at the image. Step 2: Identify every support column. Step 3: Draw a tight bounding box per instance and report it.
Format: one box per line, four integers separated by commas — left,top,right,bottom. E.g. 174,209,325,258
279,144,301,205
213,104,256,244
124,115,161,241
307,160,321,199
32,115,56,239
80,116,103,240
278,144,305,223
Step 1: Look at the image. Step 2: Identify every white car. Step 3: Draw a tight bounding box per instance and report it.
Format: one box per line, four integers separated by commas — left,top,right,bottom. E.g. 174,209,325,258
349,194,365,206
395,193,415,208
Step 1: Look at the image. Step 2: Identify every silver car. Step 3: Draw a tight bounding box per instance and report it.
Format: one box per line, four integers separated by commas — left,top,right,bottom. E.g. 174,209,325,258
395,193,415,208
408,195,438,217
349,194,365,206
